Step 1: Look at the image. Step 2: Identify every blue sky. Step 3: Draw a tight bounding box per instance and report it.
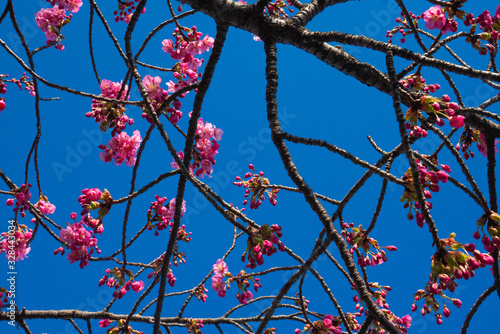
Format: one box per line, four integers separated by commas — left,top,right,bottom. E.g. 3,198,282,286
1,1,499,333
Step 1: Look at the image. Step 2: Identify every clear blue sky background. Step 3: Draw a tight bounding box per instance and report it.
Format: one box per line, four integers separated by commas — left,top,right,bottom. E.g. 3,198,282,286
1,1,499,333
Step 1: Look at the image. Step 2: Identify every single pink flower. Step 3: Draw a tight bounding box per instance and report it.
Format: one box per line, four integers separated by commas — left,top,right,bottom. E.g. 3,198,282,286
131,280,145,292
66,0,83,13
422,6,446,30
212,259,228,276
142,75,164,101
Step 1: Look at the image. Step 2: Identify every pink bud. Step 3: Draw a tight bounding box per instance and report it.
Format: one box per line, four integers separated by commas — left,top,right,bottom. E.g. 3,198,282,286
99,319,112,327
449,115,465,128
452,298,462,308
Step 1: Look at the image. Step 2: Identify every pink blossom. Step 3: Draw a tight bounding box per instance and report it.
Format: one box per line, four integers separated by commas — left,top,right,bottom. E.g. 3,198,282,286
213,259,228,276
147,196,186,234
99,130,142,166
34,6,69,48
87,79,133,136
59,222,98,268
65,0,83,13
199,35,214,52
477,133,499,157
211,275,226,297
7,184,31,218
131,280,145,292
477,10,493,31
422,6,446,30
0,226,32,261
0,99,5,112
171,151,184,170
449,115,465,128
142,75,164,101
402,314,412,328
99,319,112,327
451,298,462,308
35,199,56,215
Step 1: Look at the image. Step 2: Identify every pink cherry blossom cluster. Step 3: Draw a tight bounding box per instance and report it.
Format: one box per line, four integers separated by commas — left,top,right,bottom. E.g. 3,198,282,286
114,0,146,24
34,196,56,215
235,272,261,304
421,5,458,35
211,259,229,297
98,267,145,299
341,223,397,267
186,318,204,334
172,118,223,178
352,286,411,334
44,0,83,12
264,0,294,20
386,11,419,44
295,314,343,334
193,118,223,177
87,79,133,137
474,211,500,253
78,187,103,214
98,319,144,334
35,1,82,50
99,130,142,166
462,6,500,55
5,183,32,218
0,224,32,261
419,4,500,55
457,127,499,160
366,311,412,334
76,188,112,235
147,254,177,287
401,156,450,228
400,72,464,138
147,195,187,236
233,164,279,209
241,223,284,269
412,233,493,324
194,285,208,303
0,73,35,113
56,221,99,268
162,27,214,93
140,75,184,124
211,259,262,305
